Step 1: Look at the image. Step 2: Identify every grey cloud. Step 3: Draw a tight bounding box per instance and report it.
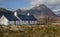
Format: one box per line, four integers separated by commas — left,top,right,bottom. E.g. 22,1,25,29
30,0,60,14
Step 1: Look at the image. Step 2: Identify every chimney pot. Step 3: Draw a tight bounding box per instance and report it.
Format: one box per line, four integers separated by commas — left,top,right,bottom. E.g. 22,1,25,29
27,13,30,16
14,12,17,16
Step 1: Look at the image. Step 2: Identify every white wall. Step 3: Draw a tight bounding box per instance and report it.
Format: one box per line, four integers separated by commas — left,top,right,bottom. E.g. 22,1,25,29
20,20,37,25
0,16,9,25
30,21,37,24
8,21,14,25
20,21,28,25
16,21,20,25
13,21,37,25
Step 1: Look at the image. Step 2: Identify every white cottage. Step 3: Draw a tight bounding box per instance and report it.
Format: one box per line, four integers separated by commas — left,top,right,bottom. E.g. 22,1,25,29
0,12,37,25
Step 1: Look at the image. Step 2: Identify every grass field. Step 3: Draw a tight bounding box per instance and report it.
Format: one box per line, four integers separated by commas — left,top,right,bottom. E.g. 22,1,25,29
0,25,60,37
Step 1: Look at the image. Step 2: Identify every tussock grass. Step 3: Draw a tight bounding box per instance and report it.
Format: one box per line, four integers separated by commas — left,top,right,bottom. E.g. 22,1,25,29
0,25,60,37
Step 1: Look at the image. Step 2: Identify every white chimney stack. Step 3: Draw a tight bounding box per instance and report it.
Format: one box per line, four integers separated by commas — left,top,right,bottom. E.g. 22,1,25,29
14,11,17,16
27,13,30,16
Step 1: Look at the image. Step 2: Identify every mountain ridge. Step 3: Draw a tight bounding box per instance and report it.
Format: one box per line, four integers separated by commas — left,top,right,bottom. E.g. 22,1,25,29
15,4,57,18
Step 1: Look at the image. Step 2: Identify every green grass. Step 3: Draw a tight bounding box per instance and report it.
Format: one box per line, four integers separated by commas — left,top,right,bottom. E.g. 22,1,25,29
0,25,60,37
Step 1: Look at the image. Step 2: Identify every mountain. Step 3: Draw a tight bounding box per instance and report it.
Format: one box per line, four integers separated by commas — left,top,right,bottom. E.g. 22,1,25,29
15,4,57,18
0,8,13,16
27,4,57,17
15,9,27,15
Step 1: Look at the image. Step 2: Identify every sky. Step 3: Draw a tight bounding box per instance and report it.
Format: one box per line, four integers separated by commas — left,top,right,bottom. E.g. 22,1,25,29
0,0,30,10
0,0,60,14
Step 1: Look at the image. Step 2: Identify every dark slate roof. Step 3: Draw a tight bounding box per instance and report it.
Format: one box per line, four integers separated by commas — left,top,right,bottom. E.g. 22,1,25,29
0,12,4,18
4,14,19,21
18,15,37,21
0,14,3,18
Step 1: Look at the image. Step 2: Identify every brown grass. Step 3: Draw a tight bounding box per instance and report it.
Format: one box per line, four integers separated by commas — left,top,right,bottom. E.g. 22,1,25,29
0,25,60,37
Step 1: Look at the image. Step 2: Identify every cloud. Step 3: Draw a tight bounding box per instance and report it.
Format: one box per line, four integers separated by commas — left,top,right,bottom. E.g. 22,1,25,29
30,0,60,14
30,0,60,7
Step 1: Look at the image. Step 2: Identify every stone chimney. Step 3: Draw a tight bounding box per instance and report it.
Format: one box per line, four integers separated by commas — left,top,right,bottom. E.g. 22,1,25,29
27,13,30,16
14,11,17,16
